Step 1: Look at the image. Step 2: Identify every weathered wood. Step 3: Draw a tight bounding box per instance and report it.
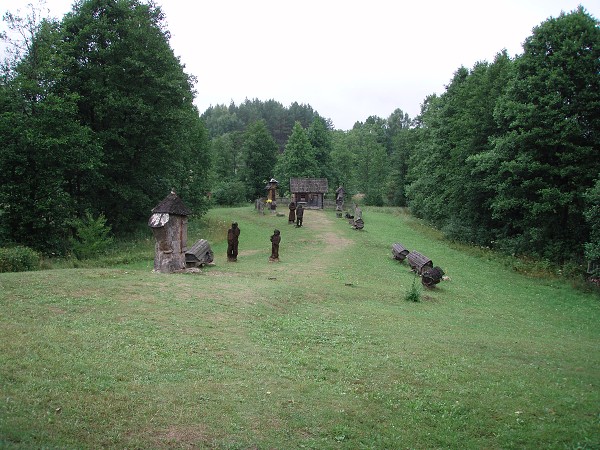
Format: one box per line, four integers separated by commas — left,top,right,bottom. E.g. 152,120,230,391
185,239,214,268
422,266,445,287
290,177,328,209
392,243,410,261
407,251,433,274
352,218,364,229
149,192,190,273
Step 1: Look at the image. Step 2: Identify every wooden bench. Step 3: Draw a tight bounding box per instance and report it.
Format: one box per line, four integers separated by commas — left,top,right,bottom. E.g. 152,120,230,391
407,251,433,275
392,243,410,261
185,239,214,268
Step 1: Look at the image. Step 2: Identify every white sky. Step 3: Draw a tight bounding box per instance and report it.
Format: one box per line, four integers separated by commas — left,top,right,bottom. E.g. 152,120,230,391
3,0,599,130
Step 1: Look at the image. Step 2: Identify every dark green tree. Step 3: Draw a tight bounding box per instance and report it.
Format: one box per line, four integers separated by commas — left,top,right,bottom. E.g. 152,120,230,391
239,120,278,200
583,179,600,276
347,121,388,205
407,52,515,244
330,130,356,194
0,5,102,253
384,108,413,206
405,94,448,223
201,104,243,138
307,116,334,180
211,133,241,182
485,7,600,260
210,132,247,205
59,0,209,231
275,121,318,195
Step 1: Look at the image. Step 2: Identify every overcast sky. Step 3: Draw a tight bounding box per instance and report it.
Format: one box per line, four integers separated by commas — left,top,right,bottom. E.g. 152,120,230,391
3,0,599,129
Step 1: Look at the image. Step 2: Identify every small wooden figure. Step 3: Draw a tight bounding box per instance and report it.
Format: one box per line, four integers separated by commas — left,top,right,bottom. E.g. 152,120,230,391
227,222,240,261
269,229,281,261
288,201,296,224
296,204,304,227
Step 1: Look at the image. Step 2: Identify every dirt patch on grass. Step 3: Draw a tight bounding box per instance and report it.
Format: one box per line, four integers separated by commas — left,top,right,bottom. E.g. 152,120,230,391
238,249,262,257
303,211,353,252
145,425,213,448
320,232,353,251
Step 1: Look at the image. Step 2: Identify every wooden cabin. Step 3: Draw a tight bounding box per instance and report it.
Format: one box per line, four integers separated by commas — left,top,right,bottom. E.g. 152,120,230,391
290,178,329,209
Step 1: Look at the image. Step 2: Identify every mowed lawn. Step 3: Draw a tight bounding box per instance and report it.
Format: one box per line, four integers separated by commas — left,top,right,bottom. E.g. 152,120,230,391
1,206,598,449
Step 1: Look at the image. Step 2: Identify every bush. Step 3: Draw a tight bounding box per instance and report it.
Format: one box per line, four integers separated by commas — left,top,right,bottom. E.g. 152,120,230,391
212,180,248,206
404,274,421,302
70,212,114,260
0,246,41,273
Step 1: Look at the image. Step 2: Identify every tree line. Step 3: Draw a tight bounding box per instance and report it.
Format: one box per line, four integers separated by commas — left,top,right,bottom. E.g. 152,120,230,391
1,0,210,255
1,1,598,272
205,7,599,270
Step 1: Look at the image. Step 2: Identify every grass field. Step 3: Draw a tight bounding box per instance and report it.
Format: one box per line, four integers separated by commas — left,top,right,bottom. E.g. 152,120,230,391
1,206,598,449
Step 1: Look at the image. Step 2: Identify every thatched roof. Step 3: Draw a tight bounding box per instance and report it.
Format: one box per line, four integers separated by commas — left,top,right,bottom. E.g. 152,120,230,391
151,192,191,216
290,178,329,193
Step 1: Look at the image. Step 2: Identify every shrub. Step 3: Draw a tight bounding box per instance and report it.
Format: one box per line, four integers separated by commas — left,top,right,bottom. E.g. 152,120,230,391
0,246,41,273
70,212,114,260
212,180,248,206
404,274,421,302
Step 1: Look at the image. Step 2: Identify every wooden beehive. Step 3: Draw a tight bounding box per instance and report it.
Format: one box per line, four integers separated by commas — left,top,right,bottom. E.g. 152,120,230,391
392,243,410,261
407,251,433,275
185,239,214,268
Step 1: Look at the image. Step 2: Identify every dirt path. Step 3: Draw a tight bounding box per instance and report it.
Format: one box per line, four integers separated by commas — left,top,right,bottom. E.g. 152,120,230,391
298,209,354,254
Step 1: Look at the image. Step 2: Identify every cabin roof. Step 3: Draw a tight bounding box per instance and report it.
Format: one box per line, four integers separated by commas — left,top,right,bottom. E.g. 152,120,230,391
289,178,329,193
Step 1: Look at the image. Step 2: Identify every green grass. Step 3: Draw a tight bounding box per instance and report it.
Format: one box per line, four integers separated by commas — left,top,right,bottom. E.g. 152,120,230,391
1,206,598,449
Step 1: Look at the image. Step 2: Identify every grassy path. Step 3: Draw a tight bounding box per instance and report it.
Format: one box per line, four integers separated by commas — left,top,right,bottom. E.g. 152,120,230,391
1,206,599,449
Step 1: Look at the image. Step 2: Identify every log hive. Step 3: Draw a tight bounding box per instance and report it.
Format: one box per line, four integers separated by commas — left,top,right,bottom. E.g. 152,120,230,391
185,239,214,268
392,243,410,261
421,266,445,287
407,251,433,275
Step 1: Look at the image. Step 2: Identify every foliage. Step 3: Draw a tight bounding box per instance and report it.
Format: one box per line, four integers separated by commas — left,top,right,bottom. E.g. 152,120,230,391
404,274,421,302
583,179,600,276
384,109,414,206
210,132,242,182
307,116,334,180
274,121,318,195
407,53,513,245
0,245,40,272
202,99,324,151
0,0,209,255
0,6,103,255
239,120,278,200
69,211,113,260
347,121,388,205
405,7,599,265
483,7,600,260
330,130,356,194
59,0,210,231
211,179,248,206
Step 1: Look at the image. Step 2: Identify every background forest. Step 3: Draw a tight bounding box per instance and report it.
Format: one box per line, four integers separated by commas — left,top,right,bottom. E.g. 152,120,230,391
0,1,598,275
